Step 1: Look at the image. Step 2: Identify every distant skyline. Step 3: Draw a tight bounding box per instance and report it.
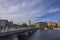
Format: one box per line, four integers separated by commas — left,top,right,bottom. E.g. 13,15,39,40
0,0,60,24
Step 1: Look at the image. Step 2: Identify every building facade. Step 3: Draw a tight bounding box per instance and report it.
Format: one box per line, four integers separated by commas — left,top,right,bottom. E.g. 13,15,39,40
47,22,57,28
0,20,8,26
34,22,48,29
0,19,13,31
58,22,60,28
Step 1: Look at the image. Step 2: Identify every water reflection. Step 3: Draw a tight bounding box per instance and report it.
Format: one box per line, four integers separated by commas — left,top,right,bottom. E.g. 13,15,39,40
0,35,18,40
1,30,60,40
28,30,60,40
0,34,28,40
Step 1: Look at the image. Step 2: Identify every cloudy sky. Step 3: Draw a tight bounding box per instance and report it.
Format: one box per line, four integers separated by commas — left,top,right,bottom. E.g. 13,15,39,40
0,0,60,24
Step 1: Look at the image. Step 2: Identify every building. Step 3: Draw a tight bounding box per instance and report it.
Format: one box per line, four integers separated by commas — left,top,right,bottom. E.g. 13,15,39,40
47,22,57,28
29,20,31,25
0,20,8,26
0,19,13,31
29,20,31,27
34,22,48,29
7,21,13,28
58,22,60,28
0,19,13,27
34,22,40,28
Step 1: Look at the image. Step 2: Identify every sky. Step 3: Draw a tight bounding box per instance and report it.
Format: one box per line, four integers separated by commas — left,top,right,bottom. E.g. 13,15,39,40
0,0,60,24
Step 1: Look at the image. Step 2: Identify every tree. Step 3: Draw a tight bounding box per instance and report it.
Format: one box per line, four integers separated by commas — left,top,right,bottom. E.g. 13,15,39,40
30,24,35,27
21,23,28,27
58,21,60,22
13,24,21,29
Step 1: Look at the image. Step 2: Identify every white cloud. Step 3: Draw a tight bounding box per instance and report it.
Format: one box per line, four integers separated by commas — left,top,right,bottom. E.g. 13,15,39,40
0,0,45,24
47,8,60,13
0,0,59,24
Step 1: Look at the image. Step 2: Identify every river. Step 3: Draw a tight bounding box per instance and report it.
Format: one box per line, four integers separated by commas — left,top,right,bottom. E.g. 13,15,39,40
0,30,60,40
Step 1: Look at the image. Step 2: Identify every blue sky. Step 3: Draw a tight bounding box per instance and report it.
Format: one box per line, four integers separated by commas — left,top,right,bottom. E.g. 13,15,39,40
0,0,60,24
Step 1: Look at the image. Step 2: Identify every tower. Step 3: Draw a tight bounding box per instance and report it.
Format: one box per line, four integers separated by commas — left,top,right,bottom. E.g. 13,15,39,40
29,20,31,27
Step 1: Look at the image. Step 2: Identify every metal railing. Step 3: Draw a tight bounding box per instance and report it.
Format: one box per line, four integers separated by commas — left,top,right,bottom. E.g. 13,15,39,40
0,26,35,32
0,27,20,32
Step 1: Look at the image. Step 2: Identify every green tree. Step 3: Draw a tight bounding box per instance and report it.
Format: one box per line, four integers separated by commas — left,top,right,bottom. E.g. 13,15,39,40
21,23,28,27
13,24,21,28
30,24,35,27
58,21,60,22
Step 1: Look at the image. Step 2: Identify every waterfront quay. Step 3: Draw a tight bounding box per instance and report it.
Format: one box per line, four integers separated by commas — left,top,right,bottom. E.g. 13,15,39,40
0,19,60,40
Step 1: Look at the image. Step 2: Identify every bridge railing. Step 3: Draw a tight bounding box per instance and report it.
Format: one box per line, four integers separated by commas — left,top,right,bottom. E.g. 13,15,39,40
0,26,19,32
0,26,36,32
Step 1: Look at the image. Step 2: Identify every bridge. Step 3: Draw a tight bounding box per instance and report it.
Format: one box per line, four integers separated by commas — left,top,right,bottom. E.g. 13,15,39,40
0,27,38,40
